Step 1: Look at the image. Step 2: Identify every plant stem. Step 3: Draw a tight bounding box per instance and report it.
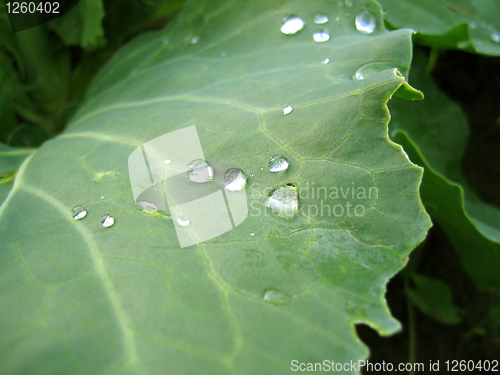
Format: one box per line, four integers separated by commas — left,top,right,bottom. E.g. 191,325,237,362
405,277,417,375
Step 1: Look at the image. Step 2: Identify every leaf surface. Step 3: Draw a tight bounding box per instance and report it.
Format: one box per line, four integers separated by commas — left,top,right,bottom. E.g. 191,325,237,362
0,0,430,373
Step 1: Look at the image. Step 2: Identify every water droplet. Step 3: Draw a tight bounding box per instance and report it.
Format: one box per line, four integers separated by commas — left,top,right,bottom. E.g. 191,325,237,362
260,167,264,171
190,36,199,44
355,12,376,34
344,0,353,8
322,58,330,64
250,232,255,237
176,216,190,227
186,159,214,183
220,51,227,57
263,289,288,304
136,200,158,212
72,206,87,220
164,159,172,164
249,173,255,177
100,195,104,200
314,14,329,24
283,105,293,115
163,38,169,45
491,31,500,43
470,22,477,29
265,185,299,220
335,16,340,21
352,62,398,80
280,16,305,35
268,155,290,172
313,29,330,42
101,214,115,228
223,168,247,191
353,70,365,80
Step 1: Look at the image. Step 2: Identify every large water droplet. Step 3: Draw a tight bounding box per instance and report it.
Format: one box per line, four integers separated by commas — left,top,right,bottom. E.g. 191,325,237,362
268,155,290,172
355,12,376,34
283,105,293,115
186,159,214,183
280,16,305,35
136,200,158,212
313,29,330,42
263,289,288,304
491,31,500,43
176,216,190,227
72,206,87,220
265,185,299,220
223,168,247,191
101,214,115,228
314,14,329,24
352,62,398,80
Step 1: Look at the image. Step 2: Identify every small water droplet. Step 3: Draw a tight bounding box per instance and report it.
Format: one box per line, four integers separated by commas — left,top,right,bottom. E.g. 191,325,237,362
353,69,365,80
344,0,353,7
250,232,255,237
136,200,158,212
283,105,293,115
280,16,305,35
263,289,288,304
100,195,105,200
101,214,115,228
249,173,255,177
190,36,199,44
260,167,264,171
163,38,169,45
322,58,330,64
220,51,227,57
72,206,87,220
164,159,172,164
265,185,299,220
176,216,190,227
491,31,500,43
355,12,376,34
313,29,330,42
223,168,247,191
314,14,329,24
268,155,290,172
457,40,471,49
186,159,213,183
335,16,340,21
470,22,477,29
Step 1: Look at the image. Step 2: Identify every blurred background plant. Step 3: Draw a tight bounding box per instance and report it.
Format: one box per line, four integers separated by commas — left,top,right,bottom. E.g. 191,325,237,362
1,0,499,372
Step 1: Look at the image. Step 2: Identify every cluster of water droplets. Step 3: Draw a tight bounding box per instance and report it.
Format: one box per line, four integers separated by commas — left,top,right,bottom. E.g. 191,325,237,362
72,205,115,228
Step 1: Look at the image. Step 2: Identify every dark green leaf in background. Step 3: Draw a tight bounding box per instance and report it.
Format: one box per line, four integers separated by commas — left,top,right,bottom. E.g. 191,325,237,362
378,0,500,55
389,51,500,286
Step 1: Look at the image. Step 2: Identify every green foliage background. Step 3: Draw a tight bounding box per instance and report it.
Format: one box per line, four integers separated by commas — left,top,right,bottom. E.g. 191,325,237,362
0,0,499,373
